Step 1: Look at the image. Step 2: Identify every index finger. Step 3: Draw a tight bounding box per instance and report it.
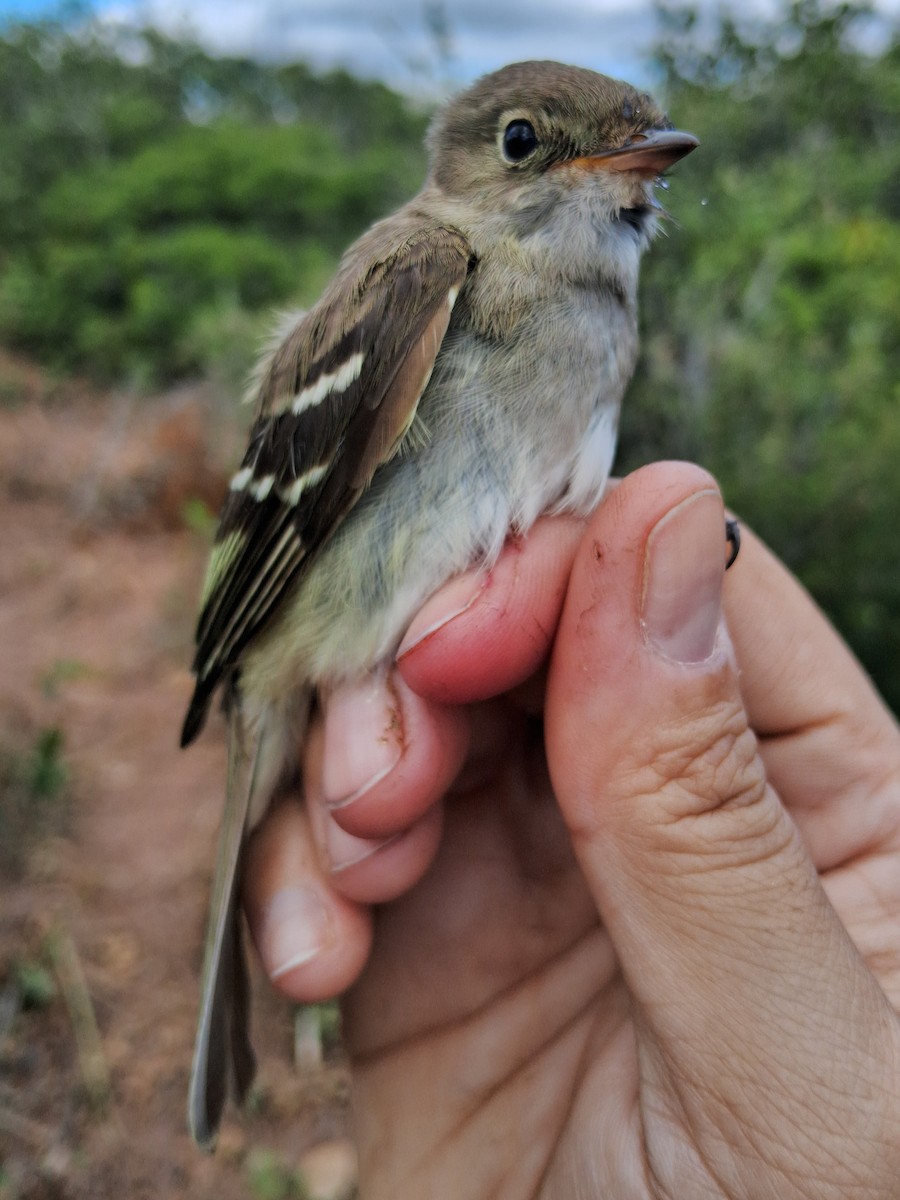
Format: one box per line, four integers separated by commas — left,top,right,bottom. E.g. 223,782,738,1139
397,514,586,704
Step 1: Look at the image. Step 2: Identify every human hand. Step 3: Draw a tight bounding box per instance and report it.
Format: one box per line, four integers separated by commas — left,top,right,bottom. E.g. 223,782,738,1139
243,462,900,1199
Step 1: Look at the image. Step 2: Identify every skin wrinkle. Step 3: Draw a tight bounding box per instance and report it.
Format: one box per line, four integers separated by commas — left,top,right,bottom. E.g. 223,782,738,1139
602,720,792,883
533,1076,616,1200
563,681,763,840
754,705,857,743
529,612,553,650
639,873,816,1002
655,872,811,963
636,930,805,1050
759,712,900,819
866,765,900,851
540,1001,641,1200
799,1048,885,1150
608,867,830,1076
482,549,522,629
637,784,791,870
648,1026,849,1200
640,911,900,1198
623,711,764,821
839,859,900,991
832,850,900,929
759,708,900,875
355,934,617,1198
839,759,900,857
351,921,606,1072
425,990,599,1198
762,763,899,878
843,963,900,1139
730,1076,879,1199
637,1044,748,1200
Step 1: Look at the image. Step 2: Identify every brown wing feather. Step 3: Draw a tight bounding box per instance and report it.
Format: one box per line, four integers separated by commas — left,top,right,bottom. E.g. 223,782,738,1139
181,224,472,746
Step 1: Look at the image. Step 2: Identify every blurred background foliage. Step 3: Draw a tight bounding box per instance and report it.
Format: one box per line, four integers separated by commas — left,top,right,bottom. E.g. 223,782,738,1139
0,0,897,709
624,0,900,710
0,25,429,384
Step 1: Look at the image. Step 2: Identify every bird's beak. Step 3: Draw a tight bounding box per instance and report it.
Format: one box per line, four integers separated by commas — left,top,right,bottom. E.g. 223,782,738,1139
567,129,699,175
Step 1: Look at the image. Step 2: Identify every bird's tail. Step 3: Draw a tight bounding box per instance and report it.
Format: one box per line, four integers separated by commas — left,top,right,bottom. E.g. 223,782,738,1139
187,699,266,1150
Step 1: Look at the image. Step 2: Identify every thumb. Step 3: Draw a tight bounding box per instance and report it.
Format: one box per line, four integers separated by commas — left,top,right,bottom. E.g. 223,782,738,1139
545,463,890,1162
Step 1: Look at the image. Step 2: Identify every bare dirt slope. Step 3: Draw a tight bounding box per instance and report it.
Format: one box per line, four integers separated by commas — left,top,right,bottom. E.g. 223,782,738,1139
0,358,351,1199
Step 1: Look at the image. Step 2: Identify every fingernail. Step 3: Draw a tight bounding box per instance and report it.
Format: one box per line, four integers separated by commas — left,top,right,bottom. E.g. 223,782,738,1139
321,676,402,809
260,886,333,981
396,570,488,659
642,489,724,664
323,818,399,874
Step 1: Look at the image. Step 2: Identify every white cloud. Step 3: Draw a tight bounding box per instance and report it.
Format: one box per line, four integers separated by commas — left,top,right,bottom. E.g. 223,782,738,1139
97,0,670,89
97,0,899,94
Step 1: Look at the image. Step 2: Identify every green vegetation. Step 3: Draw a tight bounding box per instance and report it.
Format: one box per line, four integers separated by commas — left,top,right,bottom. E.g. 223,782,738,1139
245,1147,310,1200
0,2,898,707
13,955,57,1010
0,726,71,875
624,0,900,709
0,22,427,384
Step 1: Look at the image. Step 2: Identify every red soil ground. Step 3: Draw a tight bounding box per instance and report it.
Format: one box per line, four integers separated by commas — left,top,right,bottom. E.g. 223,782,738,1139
0,357,350,1198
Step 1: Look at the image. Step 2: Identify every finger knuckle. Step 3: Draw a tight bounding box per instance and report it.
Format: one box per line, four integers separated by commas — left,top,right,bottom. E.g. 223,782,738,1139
627,697,766,817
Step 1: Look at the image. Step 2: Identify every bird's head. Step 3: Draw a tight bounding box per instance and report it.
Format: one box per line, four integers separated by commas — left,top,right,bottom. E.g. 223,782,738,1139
427,61,697,271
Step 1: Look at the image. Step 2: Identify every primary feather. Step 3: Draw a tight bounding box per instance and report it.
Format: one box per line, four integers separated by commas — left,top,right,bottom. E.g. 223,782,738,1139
182,227,472,745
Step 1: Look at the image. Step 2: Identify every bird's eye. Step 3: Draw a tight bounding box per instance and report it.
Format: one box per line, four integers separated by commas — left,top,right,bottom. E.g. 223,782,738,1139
501,119,538,162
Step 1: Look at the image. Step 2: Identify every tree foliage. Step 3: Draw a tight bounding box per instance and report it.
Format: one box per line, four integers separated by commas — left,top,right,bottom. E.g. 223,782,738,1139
0,20,427,383
621,0,900,709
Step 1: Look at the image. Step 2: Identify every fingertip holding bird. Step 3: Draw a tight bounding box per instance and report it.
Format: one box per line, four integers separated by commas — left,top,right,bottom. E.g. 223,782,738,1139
396,569,490,659
259,885,335,981
308,798,445,906
243,804,373,1002
397,515,584,705
320,675,404,810
311,674,468,842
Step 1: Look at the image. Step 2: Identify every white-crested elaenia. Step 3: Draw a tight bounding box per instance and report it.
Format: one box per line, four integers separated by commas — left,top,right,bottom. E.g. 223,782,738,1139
182,60,699,1148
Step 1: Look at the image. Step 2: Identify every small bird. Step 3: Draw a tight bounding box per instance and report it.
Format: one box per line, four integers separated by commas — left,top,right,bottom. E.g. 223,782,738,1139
182,59,698,1148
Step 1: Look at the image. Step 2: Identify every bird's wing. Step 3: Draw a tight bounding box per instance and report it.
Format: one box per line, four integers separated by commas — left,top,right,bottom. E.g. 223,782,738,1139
181,225,473,745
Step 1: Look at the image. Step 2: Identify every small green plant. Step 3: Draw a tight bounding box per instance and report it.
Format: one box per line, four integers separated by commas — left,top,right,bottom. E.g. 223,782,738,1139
27,727,67,799
0,725,71,876
14,956,57,1009
316,999,343,1053
180,496,217,538
245,1148,309,1200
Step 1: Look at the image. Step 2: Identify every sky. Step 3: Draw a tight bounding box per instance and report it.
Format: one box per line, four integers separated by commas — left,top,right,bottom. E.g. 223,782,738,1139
1,0,898,91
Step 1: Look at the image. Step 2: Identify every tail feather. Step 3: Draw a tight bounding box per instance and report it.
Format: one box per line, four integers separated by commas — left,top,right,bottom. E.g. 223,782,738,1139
188,701,266,1150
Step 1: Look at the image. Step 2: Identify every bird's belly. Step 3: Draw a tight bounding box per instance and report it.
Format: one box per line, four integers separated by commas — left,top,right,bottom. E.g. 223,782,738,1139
244,305,633,705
